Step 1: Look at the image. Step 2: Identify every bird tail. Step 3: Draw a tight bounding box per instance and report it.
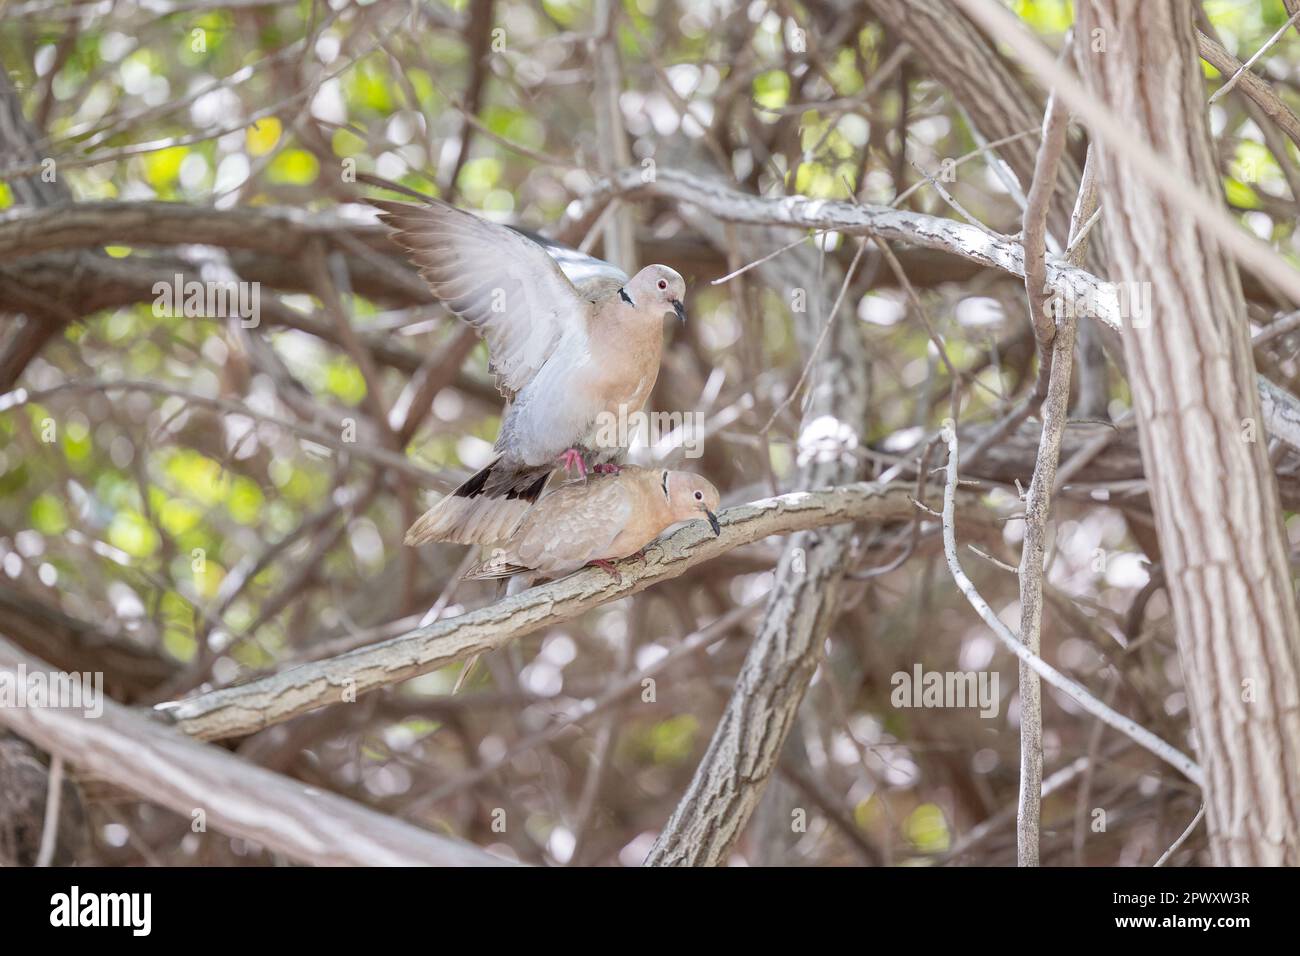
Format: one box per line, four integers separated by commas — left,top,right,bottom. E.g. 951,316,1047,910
404,458,551,546
461,555,530,580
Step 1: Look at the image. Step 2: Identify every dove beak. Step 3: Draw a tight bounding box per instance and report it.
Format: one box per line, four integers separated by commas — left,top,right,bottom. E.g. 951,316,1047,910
704,509,721,537
672,299,686,324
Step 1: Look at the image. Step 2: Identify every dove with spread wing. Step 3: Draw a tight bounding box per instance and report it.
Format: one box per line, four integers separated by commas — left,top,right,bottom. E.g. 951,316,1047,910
374,197,685,547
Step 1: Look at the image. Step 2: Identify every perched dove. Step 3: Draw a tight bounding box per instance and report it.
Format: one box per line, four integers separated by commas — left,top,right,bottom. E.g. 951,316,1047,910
462,466,721,581
374,197,686,547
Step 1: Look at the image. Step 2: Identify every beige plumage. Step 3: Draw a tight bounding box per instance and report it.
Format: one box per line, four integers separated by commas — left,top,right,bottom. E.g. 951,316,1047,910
374,197,687,547
463,467,721,580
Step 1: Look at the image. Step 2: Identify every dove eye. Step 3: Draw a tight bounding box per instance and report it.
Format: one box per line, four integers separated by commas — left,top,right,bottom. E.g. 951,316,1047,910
693,491,703,501
657,279,667,290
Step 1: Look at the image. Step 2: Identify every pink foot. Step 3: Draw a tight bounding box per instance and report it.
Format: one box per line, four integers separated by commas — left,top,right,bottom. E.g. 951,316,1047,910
558,447,587,478
592,463,622,475
588,559,622,583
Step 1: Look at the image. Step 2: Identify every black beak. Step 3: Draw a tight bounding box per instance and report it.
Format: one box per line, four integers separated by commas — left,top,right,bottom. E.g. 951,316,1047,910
705,509,721,537
672,299,686,324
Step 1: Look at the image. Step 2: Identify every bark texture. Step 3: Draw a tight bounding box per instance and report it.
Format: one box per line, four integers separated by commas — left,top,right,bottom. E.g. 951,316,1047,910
1078,0,1300,865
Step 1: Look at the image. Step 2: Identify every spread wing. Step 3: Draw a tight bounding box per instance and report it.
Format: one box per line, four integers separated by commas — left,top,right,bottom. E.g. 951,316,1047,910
507,225,629,300
374,198,595,399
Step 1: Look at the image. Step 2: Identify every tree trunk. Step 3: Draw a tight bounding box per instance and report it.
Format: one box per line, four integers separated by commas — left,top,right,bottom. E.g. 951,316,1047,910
646,224,870,866
1077,0,1300,865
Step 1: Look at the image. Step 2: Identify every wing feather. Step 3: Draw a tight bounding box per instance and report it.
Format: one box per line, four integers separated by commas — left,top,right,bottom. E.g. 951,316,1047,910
374,198,596,399
515,480,634,576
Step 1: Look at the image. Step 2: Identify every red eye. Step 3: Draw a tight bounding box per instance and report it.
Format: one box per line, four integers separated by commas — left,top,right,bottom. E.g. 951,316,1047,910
657,280,667,290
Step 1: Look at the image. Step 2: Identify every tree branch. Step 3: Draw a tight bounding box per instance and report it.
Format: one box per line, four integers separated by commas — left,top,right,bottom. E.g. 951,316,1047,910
938,427,1204,788
159,482,993,742
1197,30,1300,150
560,164,1300,451
0,637,510,866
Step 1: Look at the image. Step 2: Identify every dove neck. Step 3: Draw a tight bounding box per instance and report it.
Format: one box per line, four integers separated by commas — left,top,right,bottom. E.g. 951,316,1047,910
590,304,664,357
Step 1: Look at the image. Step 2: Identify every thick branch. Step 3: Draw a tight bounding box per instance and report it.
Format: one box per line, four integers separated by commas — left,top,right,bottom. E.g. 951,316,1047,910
0,637,509,866
160,482,993,742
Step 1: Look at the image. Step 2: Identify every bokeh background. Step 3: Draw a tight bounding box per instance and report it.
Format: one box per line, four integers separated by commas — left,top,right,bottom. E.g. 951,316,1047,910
2,0,1298,865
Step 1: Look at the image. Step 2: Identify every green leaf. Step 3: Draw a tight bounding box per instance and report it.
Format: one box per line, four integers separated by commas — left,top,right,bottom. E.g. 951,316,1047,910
108,510,160,558
649,714,699,764
267,148,320,185
753,70,791,110
30,494,68,534
159,496,203,535
228,476,264,524
246,116,282,156
142,145,189,188
164,449,228,506
905,803,951,852
325,356,368,404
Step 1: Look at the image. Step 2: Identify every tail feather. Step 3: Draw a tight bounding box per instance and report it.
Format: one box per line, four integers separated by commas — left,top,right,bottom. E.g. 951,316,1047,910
404,458,552,546
462,557,530,580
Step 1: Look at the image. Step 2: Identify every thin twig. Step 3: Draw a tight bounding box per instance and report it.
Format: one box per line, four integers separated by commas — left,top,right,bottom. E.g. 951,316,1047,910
35,754,64,867
1013,85,1073,867
1154,804,1206,867
1207,9,1300,105
760,239,868,433
938,425,1205,788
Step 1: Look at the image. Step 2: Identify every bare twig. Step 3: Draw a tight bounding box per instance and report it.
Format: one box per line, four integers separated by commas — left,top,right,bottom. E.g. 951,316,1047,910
1154,804,1206,867
938,425,1204,788
1013,85,1073,867
1197,30,1300,150
1206,9,1300,105
35,754,63,868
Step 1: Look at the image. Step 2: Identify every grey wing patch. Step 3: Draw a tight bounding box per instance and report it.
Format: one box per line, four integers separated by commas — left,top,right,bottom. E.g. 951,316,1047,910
508,225,629,297
572,275,627,304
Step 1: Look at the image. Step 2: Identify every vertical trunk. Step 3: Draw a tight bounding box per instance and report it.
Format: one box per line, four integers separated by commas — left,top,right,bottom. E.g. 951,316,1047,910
646,230,869,866
1077,0,1300,865
0,64,74,390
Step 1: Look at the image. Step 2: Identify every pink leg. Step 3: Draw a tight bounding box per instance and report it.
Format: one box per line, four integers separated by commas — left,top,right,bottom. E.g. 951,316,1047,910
558,447,587,477
588,559,622,584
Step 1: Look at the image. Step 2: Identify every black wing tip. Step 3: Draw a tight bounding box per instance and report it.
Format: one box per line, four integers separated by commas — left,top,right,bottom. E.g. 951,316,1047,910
505,471,550,503
455,460,497,499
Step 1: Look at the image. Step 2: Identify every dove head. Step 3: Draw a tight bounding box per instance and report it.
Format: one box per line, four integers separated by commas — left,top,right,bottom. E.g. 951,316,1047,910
662,470,721,536
626,265,687,323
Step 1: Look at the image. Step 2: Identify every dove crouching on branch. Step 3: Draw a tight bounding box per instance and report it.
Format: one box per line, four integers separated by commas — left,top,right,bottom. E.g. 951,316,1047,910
373,196,687,547
462,466,721,582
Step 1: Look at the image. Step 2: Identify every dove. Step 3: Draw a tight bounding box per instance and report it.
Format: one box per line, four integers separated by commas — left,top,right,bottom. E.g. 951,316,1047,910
374,196,687,547
461,466,721,581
